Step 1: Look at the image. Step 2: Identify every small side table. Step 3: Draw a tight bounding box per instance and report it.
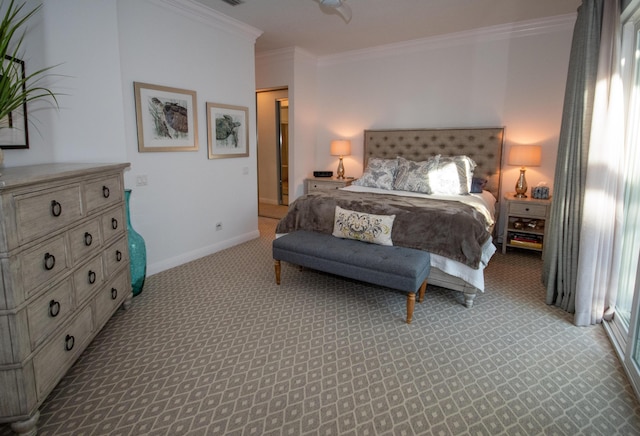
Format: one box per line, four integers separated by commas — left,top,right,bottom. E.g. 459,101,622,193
304,177,353,194
502,193,551,254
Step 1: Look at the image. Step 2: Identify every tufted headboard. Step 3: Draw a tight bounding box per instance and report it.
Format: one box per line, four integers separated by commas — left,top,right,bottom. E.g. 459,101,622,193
363,127,505,200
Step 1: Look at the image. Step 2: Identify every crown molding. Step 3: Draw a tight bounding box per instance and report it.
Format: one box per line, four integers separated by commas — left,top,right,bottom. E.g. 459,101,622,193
256,46,317,65
318,13,577,67
150,0,262,44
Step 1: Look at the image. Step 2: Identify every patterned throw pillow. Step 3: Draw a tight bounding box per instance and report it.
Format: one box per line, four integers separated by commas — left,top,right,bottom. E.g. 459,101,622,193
393,156,440,194
352,158,398,190
429,155,477,195
332,206,395,246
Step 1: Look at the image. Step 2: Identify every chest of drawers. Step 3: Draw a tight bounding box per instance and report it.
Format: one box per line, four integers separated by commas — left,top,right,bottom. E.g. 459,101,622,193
0,163,132,435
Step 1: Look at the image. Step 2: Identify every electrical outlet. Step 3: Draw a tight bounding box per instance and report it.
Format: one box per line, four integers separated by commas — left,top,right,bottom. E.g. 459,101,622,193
135,175,148,186
215,222,223,231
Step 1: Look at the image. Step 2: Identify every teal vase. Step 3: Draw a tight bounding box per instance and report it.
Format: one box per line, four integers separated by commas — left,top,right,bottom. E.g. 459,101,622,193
125,189,147,296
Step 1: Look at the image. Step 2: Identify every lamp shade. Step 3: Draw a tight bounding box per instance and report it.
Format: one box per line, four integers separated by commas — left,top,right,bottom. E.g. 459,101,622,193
508,145,541,167
330,139,351,156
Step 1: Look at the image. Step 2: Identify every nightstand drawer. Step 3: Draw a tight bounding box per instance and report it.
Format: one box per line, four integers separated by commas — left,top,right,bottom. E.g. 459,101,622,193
509,203,547,217
305,178,352,194
308,182,343,191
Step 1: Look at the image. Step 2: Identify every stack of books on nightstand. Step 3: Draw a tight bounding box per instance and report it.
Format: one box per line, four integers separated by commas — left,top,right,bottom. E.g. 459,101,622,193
509,232,543,249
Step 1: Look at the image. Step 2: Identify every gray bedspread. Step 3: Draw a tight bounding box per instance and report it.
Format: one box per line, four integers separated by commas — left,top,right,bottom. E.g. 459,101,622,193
276,190,491,269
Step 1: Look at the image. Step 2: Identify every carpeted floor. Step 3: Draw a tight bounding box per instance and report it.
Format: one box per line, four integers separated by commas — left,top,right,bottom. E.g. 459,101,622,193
2,217,640,435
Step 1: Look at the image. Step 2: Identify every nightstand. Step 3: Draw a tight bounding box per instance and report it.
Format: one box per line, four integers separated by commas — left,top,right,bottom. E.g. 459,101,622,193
502,193,551,254
305,177,353,194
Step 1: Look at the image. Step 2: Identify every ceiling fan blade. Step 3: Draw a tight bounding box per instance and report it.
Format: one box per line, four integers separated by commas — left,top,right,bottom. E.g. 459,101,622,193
319,0,352,23
335,3,352,22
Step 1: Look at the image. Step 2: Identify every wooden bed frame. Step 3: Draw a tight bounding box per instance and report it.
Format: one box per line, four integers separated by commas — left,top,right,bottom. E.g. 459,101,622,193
363,127,505,307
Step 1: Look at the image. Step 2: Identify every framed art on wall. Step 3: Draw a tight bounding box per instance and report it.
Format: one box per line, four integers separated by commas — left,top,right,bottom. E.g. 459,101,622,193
0,56,29,149
207,102,249,159
134,82,198,152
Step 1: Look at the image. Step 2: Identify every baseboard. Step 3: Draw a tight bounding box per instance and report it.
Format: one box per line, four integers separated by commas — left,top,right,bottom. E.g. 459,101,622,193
147,229,261,276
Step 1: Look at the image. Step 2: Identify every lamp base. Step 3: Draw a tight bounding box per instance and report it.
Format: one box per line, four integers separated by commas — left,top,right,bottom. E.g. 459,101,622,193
336,156,345,179
514,168,528,198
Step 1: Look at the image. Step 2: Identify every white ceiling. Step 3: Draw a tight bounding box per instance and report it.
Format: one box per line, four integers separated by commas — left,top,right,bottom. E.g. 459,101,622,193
194,0,581,56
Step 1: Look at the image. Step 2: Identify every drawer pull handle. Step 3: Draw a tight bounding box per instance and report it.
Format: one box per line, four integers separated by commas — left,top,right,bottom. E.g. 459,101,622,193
111,218,118,230
51,200,62,217
88,270,96,284
64,334,75,351
525,207,530,212
84,232,93,246
49,300,61,317
43,253,56,270
102,185,110,198
111,287,118,300
116,250,122,262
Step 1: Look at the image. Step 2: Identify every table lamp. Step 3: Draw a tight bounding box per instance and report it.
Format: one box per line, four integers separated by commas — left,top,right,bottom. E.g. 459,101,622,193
508,145,541,198
330,139,351,179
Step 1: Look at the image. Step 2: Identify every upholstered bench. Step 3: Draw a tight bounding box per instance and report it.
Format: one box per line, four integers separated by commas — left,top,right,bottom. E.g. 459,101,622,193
272,230,431,324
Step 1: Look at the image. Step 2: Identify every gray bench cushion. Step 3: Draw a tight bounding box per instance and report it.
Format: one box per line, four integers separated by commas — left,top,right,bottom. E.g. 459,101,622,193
272,230,430,292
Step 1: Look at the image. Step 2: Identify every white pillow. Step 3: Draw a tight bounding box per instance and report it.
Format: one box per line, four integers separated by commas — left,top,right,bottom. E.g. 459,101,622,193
332,206,395,246
352,158,397,190
428,155,477,195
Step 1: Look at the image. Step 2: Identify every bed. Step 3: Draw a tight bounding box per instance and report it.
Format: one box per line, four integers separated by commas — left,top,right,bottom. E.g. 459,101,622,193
276,127,505,307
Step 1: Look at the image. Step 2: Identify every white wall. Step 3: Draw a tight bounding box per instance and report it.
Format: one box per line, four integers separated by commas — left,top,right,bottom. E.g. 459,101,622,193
117,0,261,274
313,15,576,201
5,0,126,166
256,47,318,200
6,0,262,276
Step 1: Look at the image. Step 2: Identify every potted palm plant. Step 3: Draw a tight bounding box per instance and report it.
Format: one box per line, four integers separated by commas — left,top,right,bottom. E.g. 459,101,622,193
0,0,58,164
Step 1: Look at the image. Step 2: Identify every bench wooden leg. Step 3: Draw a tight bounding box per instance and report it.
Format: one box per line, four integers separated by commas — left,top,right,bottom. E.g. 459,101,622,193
406,292,416,324
418,280,427,303
274,260,281,285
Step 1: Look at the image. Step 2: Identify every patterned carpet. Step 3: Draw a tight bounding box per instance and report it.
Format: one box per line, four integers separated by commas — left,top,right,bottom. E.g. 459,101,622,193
2,217,640,435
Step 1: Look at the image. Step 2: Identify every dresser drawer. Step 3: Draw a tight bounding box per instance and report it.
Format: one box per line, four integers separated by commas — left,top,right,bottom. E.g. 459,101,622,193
508,202,547,217
27,278,74,350
85,175,123,213
101,206,126,243
104,237,129,277
69,218,102,265
94,270,129,329
20,235,70,298
74,255,104,305
15,184,83,245
33,305,93,400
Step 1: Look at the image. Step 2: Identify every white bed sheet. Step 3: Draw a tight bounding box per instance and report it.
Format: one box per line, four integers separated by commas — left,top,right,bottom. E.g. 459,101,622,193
340,185,497,291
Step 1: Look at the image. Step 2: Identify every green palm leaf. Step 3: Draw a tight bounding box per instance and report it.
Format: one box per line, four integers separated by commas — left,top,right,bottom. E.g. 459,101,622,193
0,0,58,125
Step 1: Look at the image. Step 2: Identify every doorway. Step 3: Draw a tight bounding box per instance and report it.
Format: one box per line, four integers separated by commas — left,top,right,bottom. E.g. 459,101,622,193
256,88,289,219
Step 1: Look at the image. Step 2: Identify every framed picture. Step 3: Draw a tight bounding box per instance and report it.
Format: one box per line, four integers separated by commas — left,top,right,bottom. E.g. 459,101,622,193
134,82,198,152
207,102,249,159
0,56,29,149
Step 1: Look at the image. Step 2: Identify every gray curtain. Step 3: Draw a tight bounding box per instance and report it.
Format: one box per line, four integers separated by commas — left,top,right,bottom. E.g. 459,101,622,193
542,0,603,311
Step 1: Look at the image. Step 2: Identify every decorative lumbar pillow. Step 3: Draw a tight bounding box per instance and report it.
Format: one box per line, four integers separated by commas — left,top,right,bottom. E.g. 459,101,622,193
393,156,440,194
352,158,398,190
428,155,477,195
470,176,488,193
332,206,395,245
